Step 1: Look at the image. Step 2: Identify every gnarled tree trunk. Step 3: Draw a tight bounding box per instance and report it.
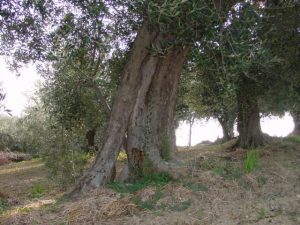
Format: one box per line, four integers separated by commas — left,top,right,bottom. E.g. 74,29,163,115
70,23,189,195
236,76,265,148
290,108,300,135
126,45,188,180
187,115,196,148
217,114,235,142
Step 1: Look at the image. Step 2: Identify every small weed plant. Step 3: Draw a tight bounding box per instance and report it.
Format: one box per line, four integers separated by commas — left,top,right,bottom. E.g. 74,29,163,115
244,149,260,173
257,208,268,220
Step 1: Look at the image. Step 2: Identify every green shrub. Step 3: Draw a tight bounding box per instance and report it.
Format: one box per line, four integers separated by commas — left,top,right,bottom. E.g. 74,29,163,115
244,149,260,173
42,126,90,188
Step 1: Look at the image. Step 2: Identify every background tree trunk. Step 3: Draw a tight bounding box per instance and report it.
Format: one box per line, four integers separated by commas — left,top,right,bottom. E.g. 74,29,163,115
188,116,195,148
85,128,96,148
218,115,235,142
236,76,265,148
70,23,189,195
290,109,300,135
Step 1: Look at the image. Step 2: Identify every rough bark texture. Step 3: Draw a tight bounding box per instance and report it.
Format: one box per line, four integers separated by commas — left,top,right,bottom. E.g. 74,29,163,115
217,115,235,142
126,39,189,180
236,76,265,149
290,109,300,135
70,23,189,195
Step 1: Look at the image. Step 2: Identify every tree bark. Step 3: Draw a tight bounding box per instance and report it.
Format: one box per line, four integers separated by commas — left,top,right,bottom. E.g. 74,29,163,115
217,114,235,142
290,109,300,135
236,76,265,148
70,23,189,195
85,128,96,148
126,41,189,181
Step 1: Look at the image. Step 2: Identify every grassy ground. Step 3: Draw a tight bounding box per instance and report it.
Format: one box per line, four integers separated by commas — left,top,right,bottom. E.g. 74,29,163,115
0,137,300,225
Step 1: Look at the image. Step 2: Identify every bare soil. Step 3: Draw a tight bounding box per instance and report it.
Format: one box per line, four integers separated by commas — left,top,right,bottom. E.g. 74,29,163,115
0,138,299,225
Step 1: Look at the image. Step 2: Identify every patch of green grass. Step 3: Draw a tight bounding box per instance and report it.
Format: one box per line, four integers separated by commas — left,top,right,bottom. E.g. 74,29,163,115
283,135,300,144
0,198,9,214
169,199,191,212
212,166,225,176
184,183,208,192
257,208,268,220
132,188,164,211
18,207,33,213
108,172,171,193
256,175,267,186
224,165,244,180
244,150,260,173
238,178,251,190
211,162,244,180
29,184,45,198
199,158,220,170
269,192,283,200
132,196,155,210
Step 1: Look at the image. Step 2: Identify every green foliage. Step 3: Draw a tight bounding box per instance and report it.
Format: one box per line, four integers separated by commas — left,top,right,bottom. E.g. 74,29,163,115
147,0,218,44
244,150,260,173
42,128,89,187
108,172,171,194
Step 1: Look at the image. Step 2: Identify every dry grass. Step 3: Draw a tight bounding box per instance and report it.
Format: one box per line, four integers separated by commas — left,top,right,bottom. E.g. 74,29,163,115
1,138,300,225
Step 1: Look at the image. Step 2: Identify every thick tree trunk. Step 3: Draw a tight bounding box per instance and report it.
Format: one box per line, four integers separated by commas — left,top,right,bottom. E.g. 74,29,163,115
290,109,300,135
217,115,235,142
236,76,265,149
70,23,189,195
126,42,189,181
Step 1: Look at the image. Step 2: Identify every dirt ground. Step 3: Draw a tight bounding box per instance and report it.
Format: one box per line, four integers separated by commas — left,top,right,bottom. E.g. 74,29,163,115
0,138,299,225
